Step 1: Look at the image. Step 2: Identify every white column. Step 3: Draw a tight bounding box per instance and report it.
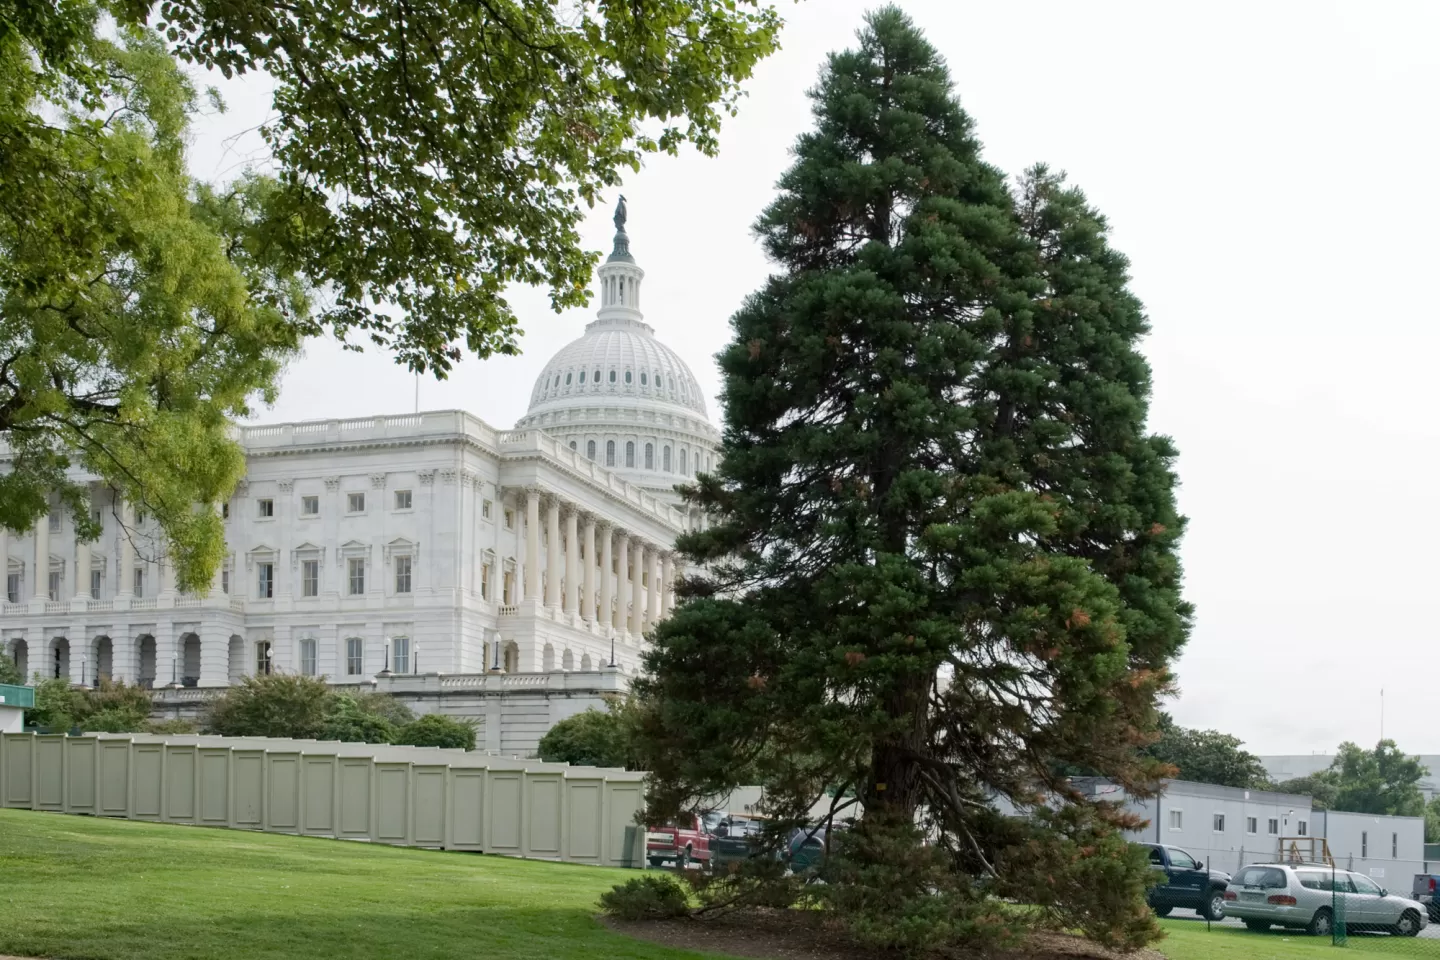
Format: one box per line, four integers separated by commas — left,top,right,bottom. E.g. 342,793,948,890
112,630,137,684
615,532,629,633
581,517,596,621
0,525,9,602
74,535,91,599
118,499,136,597
524,490,540,600
598,524,613,628
630,540,644,636
32,513,49,600
661,554,675,618
564,508,579,613
545,497,560,607
648,548,661,625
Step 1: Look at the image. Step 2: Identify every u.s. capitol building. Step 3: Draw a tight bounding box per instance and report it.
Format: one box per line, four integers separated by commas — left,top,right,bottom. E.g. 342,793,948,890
0,206,717,743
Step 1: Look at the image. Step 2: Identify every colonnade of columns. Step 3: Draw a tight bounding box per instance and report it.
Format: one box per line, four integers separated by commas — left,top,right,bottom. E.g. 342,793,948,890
513,488,676,634
0,494,162,606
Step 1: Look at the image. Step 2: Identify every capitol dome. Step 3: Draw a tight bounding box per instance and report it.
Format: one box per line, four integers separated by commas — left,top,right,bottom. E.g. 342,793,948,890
514,198,719,504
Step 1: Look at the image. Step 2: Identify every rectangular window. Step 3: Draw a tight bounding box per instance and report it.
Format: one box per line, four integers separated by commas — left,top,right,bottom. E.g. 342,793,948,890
1362,831,1368,858
257,498,274,518
299,639,317,677
392,637,411,674
394,489,412,510
1297,820,1308,837
221,565,230,595
257,562,274,599
133,567,144,597
1169,810,1183,831
222,502,230,519
48,513,60,533
504,508,515,530
503,569,515,605
482,499,492,520
47,571,60,601
301,495,319,516
1393,832,1398,859
1246,817,1258,835
1212,813,1225,833
6,572,18,603
347,492,365,513
301,559,319,597
481,562,492,600
348,557,365,595
255,642,272,675
1268,818,1279,835
91,570,101,598
136,510,146,525
394,556,412,594
346,637,363,676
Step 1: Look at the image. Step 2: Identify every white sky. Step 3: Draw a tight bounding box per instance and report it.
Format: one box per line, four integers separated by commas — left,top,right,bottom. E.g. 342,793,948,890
184,1,1440,756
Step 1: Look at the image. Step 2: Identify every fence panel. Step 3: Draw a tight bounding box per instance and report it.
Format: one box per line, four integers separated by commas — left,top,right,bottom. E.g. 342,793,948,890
0,733,646,868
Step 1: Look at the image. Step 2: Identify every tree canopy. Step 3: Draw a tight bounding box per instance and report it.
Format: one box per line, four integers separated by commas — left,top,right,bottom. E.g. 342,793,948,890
1,0,783,587
1145,714,1269,789
536,705,636,769
1273,740,1427,819
630,7,1190,951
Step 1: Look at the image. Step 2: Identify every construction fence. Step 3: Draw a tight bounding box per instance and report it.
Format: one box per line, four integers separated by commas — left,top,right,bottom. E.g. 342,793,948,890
0,732,646,867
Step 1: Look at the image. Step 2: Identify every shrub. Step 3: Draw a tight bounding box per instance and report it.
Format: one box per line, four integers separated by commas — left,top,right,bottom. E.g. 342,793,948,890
27,676,84,732
535,702,635,767
352,691,415,726
599,875,691,921
320,695,398,744
78,680,154,732
394,714,475,750
205,673,332,738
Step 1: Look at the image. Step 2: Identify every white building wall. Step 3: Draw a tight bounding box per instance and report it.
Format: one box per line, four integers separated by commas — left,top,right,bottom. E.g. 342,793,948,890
1312,809,1428,886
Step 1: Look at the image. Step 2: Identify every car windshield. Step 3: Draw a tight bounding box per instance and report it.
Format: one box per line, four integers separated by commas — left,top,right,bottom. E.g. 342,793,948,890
1235,866,1288,889
1351,874,1382,895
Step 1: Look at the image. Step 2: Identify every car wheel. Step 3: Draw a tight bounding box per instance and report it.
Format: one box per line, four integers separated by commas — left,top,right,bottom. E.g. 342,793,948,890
1307,907,1333,937
1202,891,1226,921
1244,920,1270,932
1394,910,1422,937
648,857,664,868
1152,906,1172,918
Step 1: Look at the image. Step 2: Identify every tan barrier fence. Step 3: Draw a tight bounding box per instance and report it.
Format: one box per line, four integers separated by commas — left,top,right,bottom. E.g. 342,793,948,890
0,732,646,867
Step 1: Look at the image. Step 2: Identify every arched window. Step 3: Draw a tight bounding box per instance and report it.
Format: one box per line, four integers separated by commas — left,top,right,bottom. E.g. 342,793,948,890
579,370,586,384
586,440,596,461
606,440,616,467
568,440,577,451
680,448,688,475
663,445,672,472
593,368,601,383
562,648,574,671
640,372,648,386
624,370,632,384
657,374,664,390
608,369,616,383
581,653,593,671
565,372,572,385
625,441,635,467
644,442,654,469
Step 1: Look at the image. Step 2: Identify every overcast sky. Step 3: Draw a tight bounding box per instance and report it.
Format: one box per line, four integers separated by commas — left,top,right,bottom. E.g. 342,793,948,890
185,1,1440,756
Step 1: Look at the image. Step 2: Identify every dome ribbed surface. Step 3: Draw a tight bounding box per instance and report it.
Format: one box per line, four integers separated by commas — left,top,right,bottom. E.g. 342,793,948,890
524,317,709,419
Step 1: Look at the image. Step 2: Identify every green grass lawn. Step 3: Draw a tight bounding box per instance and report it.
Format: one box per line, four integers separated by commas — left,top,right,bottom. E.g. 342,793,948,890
0,808,713,960
1158,918,1428,959
0,809,1424,960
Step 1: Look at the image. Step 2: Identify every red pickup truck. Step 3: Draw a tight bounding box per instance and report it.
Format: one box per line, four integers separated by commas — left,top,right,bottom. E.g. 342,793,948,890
646,812,712,869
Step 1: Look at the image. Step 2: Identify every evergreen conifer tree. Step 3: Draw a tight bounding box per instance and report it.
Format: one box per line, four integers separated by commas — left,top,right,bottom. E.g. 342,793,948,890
633,7,1191,948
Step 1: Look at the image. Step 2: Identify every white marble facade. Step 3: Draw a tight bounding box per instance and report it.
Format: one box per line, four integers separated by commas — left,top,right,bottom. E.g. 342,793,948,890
0,211,717,690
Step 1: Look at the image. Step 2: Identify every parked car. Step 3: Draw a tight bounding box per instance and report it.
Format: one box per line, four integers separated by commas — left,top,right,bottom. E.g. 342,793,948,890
1411,874,1440,921
1225,862,1427,936
708,815,768,870
646,812,712,869
1136,843,1231,921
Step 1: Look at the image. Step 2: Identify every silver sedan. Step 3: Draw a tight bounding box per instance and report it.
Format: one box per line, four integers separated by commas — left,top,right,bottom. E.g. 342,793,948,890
1224,863,1427,937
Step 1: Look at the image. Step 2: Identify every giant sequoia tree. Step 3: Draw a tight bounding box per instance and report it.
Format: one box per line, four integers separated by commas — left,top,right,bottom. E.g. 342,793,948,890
633,7,1190,949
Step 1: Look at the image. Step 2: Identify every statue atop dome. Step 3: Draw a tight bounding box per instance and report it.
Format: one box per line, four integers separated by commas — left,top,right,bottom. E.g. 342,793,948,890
607,194,634,263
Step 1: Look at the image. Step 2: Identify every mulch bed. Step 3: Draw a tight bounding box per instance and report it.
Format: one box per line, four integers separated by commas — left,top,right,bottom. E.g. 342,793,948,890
599,910,1167,960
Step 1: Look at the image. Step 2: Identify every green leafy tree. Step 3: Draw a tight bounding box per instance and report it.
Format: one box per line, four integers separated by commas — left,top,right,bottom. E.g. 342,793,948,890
204,673,332,738
537,706,635,768
1273,773,1339,811
26,677,85,732
631,8,1188,950
1426,796,1440,844
0,649,21,685
1145,714,1269,788
3,0,783,586
351,692,416,727
394,714,476,750
1326,740,1426,817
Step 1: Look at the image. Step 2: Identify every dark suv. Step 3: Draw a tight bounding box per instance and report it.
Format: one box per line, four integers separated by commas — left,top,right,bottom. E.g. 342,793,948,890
1137,842,1232,921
